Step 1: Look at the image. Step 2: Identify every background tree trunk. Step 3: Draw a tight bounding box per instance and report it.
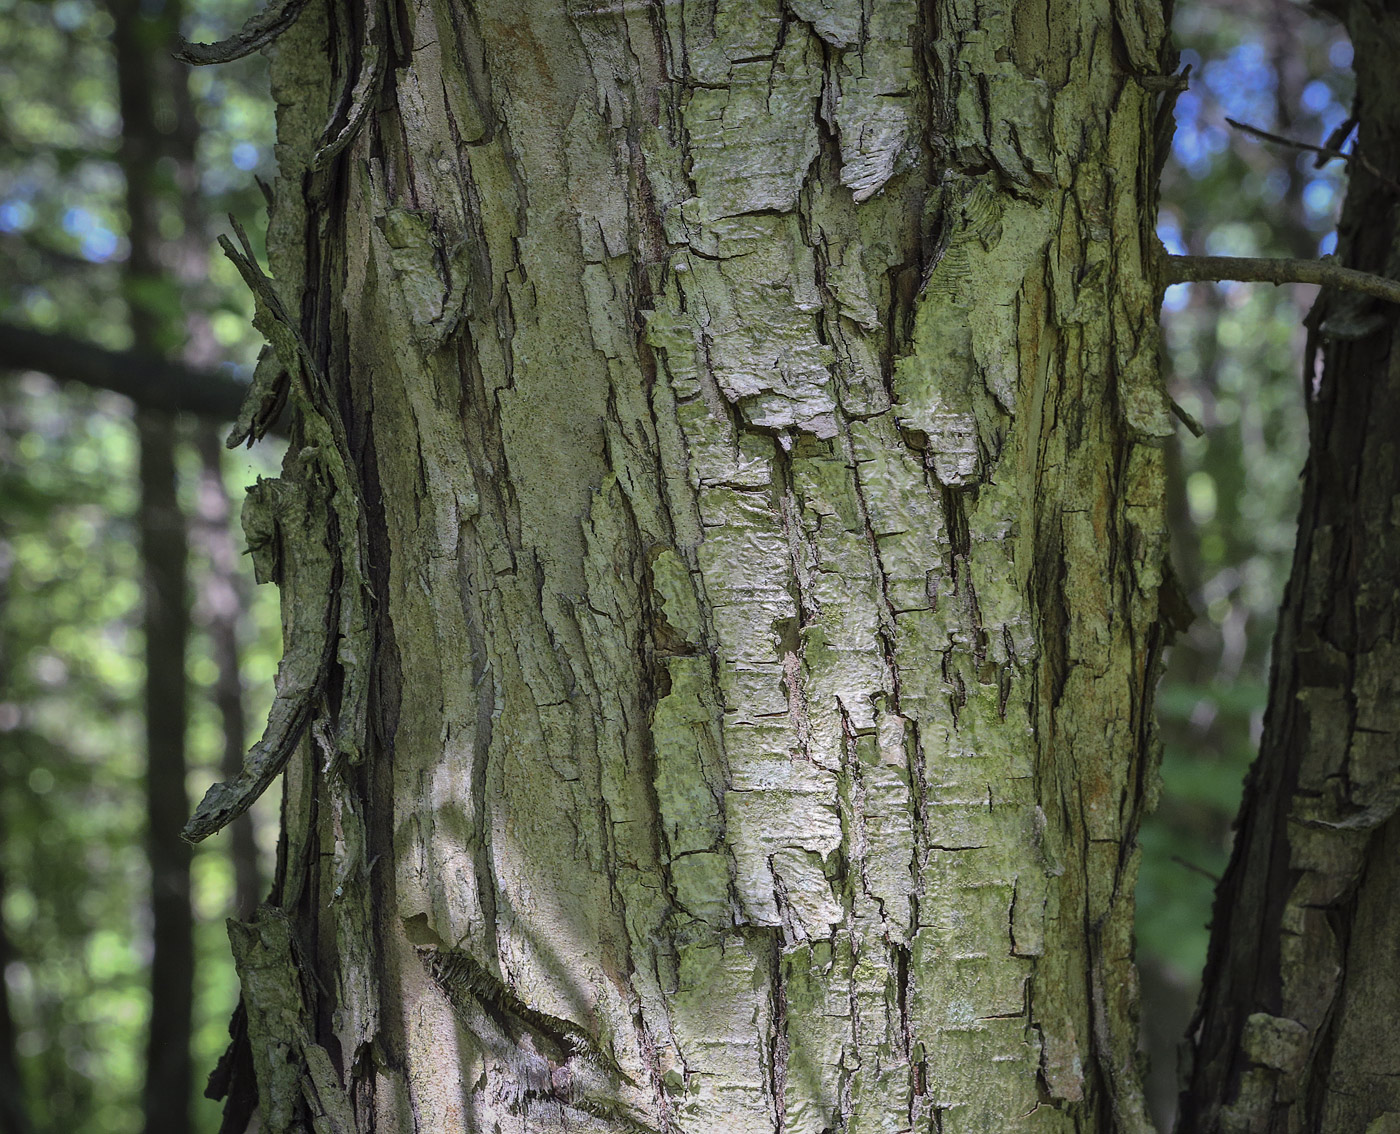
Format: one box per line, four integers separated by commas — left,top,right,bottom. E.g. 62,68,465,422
207,0,1178,1130
133,412,193,1134
112,1,196,1129
195,428,265,921
1180,4,1400,1131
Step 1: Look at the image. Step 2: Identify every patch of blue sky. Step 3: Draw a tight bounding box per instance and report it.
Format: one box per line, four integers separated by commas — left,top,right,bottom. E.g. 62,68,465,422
61,206,120,261
1162,283,1191,313
1302,179,1335,220
80,229,118,261
0,200,34,232
231,143,259,171
62,206,94,235
1157,211,1187,256
1301,80,1333,116
1174,121,1230,180
1202,40,1276,129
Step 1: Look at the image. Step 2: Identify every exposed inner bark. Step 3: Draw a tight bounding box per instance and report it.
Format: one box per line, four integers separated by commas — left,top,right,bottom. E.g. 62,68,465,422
208,1,1176,1130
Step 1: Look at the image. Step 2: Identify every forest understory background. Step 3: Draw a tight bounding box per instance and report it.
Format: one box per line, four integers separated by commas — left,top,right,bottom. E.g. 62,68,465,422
0,0,1358,1130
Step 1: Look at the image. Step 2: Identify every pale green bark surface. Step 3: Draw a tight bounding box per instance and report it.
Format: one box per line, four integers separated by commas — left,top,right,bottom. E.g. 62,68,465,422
204,1,1176,1130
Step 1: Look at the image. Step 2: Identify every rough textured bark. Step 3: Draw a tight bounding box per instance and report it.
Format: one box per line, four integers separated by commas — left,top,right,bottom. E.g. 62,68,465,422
1179,4,1400,1132
203,0,1178,1130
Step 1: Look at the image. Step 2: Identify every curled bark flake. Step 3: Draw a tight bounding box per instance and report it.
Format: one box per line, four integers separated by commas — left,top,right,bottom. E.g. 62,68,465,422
226,344,289,449
183,478,338,843
311,42,384,172
219,218,357,482
311,1,387,173
218,215,375,769
218,219,321,388
174,0,310,65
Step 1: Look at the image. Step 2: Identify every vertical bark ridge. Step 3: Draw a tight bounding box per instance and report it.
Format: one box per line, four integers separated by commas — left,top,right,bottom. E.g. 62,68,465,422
216,0,1175,1130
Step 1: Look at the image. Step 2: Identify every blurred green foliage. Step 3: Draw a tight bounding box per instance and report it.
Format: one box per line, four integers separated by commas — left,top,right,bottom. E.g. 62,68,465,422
1,0,282,1130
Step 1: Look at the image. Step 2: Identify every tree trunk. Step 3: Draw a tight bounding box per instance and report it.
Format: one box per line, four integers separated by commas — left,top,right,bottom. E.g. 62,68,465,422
1180,5,1400,1132
202,0,1178,1130
112,1,196,1129
134,412,195,1134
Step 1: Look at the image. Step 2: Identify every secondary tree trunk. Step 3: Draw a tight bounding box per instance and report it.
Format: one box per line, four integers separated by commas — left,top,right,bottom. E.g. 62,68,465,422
195,428,265,920
1179,4,1400,1132
202,1,1178,1130
112,1,196,1130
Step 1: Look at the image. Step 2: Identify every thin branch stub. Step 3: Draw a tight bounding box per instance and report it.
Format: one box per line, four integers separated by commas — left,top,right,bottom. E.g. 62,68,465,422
1163,254,1400,306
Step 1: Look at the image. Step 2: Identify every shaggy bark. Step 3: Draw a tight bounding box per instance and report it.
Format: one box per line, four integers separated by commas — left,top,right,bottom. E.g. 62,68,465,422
202,0,1178,1130
1179,4,1400,1132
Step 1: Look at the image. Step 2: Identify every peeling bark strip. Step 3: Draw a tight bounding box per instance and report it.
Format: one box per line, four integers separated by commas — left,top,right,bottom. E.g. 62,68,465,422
174,0,311,65
209,0,1174,1130
1181,4,1400,1132
184,220,375,842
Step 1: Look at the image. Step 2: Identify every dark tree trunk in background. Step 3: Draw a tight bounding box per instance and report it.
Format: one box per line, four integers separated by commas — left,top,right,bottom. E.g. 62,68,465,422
111,1,195,1131
170,0,263,920
1181,3,1400,1131
134,411,194,1134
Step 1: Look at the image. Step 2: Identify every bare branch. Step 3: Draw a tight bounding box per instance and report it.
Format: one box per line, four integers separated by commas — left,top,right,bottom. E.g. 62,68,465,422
0,321,257,420
1225,116,1347,163
174,0,310,65
1162,254,1400,306
1225,116,1400,194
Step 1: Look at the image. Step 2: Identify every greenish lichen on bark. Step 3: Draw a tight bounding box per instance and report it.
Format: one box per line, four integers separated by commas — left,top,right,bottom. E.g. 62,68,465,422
203,0,1178,1130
